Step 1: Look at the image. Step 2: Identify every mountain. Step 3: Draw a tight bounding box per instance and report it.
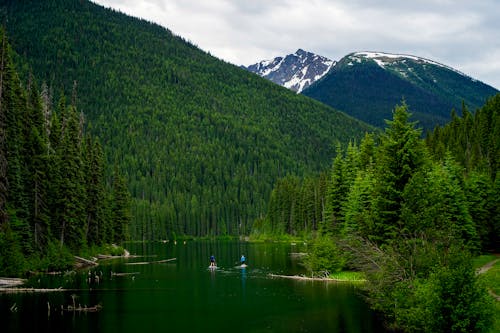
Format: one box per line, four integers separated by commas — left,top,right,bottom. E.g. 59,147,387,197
303,51,498,130
0,0,373,240
249,50,498,130
245,49,335,93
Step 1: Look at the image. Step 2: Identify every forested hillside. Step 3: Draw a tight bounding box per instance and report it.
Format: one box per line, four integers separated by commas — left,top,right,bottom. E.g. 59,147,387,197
254,97,499,331
0,29,130,276
258,95,499,250
0,0,373,240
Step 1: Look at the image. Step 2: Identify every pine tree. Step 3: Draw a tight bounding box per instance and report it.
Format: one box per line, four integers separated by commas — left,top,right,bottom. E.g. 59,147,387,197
371,102,428,244
85,137,107,245
111,166,131,243
0,29,8,228
55,105,86,251
323,145,348,234
24,76,51,251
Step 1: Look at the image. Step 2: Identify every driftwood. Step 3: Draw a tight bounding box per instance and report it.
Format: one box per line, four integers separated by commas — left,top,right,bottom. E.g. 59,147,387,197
0,287,66,293
65,304,102,312
268,273,365,282
268,274,335,281
0,277,26,287
74,256,98,268
125,258,176,265
111,271,140,277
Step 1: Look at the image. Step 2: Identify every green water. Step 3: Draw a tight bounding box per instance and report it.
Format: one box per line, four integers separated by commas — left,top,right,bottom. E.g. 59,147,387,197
1,241,386,332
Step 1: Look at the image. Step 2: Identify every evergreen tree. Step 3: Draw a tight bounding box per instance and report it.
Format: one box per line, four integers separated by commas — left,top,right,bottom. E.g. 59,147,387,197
111,166,131,243
54,105,87,251
0,29,8,227
85,137,107,245
401,156,478,249
323,146,347,234
465,171,494,252
24,77,51,251
371,102,428,243
343,168,375,238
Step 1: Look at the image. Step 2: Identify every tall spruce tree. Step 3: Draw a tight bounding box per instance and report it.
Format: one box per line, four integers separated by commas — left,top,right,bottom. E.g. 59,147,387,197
55,104,87,251
0,29,7,227
371,102,428,243
24,76,51,251
111,166,131,243
85,137,107,245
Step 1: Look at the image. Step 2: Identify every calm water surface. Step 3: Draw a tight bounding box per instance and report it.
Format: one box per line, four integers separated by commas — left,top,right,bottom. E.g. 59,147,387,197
1,241,386,332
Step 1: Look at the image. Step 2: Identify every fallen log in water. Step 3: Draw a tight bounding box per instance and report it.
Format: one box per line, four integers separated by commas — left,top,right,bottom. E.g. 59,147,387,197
125,258,176,265
111,271,140,277
268,273,365,282
0,277,26,287
0,287,66,293
65,304,102,312
74,256,99,269
268,274,334,281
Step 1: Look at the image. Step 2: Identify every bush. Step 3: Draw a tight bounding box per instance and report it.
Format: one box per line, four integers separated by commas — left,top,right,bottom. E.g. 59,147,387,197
305,236,346,275
0,228,26,276
38,242,74,272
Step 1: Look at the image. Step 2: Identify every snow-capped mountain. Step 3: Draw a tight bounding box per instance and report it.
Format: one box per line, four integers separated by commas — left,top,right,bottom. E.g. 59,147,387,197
303,51,498,130
245,49,335,93
345,51,474,84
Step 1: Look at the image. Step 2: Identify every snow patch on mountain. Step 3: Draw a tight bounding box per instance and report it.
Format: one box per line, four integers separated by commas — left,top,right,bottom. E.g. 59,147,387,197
350,51,471,79
246,49,335,93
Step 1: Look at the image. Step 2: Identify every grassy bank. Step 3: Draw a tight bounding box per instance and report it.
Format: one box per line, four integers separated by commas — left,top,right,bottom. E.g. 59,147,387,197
474,255,500,333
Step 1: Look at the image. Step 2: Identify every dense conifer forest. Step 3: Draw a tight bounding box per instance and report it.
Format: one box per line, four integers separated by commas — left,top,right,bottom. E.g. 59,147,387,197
0,0,373,240
0,29,130,276
254,97,499,331
256,96,499,251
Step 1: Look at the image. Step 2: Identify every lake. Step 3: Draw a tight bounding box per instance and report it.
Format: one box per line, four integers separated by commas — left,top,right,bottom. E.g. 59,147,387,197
1,241,386,332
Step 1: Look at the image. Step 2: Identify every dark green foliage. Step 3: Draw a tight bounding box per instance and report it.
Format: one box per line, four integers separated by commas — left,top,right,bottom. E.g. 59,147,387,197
37,241,75,272
255,175,327,237
427,94,500,179
401,157,478,250
259,101,495,331
305,235,346,275
371,102,428,243
110,167,131,243
344,236,493,332
303,54,498,130
0,224,26,276
0,0,373,240
0,30,7,228
426,94,500,251
0,30,130,275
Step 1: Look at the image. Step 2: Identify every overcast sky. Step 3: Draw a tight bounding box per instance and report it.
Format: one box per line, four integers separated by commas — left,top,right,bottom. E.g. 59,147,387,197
93,0,500,89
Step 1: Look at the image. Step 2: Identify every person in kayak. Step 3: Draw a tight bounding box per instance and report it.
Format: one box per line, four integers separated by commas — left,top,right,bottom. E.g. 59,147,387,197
210,255,216,267
240,255,246,266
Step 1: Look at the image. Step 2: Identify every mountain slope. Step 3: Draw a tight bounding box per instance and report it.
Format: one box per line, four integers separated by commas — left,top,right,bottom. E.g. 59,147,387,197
303,52,498,129
0,0,373,239
246,49,335,93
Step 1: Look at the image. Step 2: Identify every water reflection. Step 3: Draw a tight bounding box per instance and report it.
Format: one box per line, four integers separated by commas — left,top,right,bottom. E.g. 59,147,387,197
1,241,386,333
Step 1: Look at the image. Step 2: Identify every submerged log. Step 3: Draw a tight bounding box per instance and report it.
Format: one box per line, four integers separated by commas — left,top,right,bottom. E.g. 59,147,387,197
74,256,98,269
268,273,365,282
125,257,176,265
65,304,102,312
0,287,66,293
268,274,334,281
111,271,140,277
0,277,26,287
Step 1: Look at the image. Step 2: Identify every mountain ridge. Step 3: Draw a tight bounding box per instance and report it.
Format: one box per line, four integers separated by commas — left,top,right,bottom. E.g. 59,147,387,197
249,49,498,129
245,49,335,93
0,0,373,239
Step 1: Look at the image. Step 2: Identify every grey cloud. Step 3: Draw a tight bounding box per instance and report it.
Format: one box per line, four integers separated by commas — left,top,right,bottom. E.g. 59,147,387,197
94,0,499,88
